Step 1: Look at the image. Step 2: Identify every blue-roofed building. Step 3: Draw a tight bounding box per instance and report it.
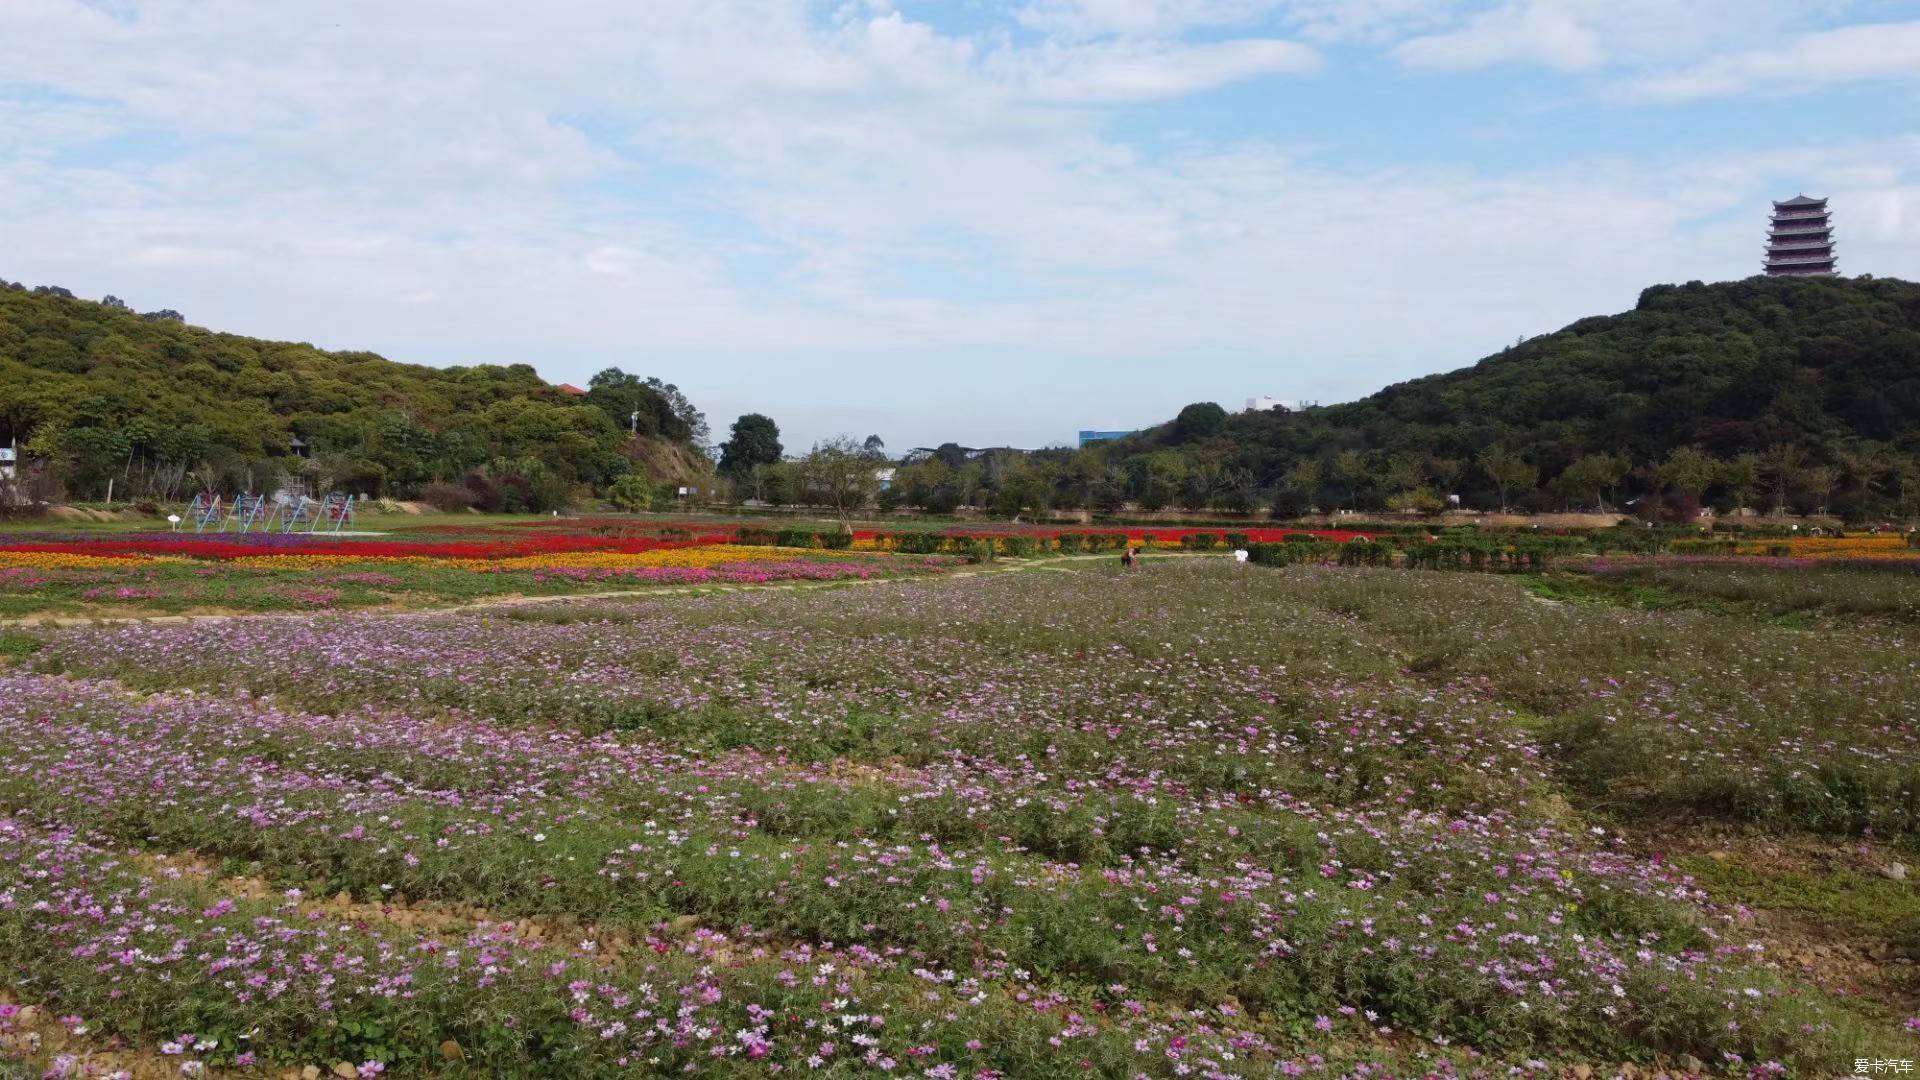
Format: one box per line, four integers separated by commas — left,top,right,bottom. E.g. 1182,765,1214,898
1077,429,1138,448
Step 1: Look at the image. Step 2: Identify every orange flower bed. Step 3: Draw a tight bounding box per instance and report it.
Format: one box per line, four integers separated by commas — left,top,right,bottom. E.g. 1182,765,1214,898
0,551,193,571
1736,535,1917,560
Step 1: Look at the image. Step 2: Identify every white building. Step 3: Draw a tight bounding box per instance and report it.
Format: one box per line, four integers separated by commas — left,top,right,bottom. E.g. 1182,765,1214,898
0,447,15,482
1246,396,1317,412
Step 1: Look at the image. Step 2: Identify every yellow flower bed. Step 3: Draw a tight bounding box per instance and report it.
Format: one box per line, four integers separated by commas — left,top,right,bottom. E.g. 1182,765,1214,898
461,546,823,571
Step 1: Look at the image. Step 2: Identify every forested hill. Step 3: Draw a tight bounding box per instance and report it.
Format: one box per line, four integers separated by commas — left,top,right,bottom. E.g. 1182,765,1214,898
1084,275,1920,518
0,281,709,508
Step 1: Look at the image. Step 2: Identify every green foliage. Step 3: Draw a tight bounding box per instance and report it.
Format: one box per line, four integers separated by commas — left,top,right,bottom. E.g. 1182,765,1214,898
718,413,783,479
1337,539,1393,567
0,288,702,502
604,473,657,512
889,531,947,555
584,368,699,443
924,276,1920,516
0,630,44,661
1679,855,1920,946
774,527,819,548
1170,401,1228,442
796,435,883,532
1669,538,1739,555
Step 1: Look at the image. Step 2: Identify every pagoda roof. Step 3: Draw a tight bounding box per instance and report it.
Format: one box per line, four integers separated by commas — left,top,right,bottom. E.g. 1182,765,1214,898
1773,194,1827,207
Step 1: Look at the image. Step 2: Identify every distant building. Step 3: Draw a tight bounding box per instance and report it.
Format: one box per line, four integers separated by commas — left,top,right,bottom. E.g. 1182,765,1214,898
0,446,14,482
874,467,895,493
555,382,588,396
1244,396,1319,412
1077,430,1138,448
1765,195,1836,277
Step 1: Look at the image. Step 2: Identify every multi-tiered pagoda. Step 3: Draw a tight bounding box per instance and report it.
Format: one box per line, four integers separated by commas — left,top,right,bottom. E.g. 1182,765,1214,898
1765,195,1835,276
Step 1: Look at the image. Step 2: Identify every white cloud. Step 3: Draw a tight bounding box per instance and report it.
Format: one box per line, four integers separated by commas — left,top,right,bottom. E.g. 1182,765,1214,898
1387,0,1831,74
1016,0,1279,38
1628,20,1920,102
1393,2,1603,71
2,0,1918,447
1007,37,1320,102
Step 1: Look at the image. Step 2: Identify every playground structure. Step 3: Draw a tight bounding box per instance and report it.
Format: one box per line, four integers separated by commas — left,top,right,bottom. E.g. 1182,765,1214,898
187,491,356,534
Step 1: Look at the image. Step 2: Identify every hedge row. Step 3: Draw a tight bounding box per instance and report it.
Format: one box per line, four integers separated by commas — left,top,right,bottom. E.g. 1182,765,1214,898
1247,536,1570,572
735,527,854,550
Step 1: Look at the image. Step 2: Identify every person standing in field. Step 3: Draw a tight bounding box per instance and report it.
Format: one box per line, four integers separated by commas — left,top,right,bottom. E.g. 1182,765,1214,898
1121,546,1136,570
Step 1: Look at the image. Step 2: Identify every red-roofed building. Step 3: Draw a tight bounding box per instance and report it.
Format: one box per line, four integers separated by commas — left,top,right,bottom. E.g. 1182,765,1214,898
555,382,587,396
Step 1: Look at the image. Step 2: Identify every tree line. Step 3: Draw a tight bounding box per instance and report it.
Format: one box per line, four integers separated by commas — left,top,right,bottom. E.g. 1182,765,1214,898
11,272,1920,523
850,276,1920,522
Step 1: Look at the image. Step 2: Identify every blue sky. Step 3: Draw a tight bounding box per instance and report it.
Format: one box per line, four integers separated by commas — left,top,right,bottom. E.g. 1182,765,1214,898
4,1,1920,451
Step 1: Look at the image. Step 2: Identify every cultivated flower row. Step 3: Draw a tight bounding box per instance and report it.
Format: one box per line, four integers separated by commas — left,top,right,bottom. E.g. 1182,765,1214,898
12,563,1911,1072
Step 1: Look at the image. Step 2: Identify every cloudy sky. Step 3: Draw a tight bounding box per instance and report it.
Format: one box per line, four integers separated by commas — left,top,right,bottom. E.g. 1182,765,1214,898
4,1,1919,450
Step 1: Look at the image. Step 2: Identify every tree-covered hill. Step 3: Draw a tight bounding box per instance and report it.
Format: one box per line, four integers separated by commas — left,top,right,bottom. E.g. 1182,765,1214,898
1216,274,1920,490
889,275,1920,521
0,281,709,509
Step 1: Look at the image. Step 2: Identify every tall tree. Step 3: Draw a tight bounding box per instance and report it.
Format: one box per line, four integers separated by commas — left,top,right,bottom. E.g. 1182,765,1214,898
1552,454,1628,511
718,414,783,479
1478,445,1536,513
1719,454,1761,512
1657,446,1717,501
1170,402,1228,443
1760,445,1803,515
799,435,881,533
643,377,709,446
1332,450,1370,510
1284,457,1324,509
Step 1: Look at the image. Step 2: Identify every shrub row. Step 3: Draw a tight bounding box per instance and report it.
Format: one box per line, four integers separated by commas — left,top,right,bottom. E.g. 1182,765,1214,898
1248,536,1567,572
875,532,1133,557
735,527,854,550
1401,541,1553,572
1669,538,1739,556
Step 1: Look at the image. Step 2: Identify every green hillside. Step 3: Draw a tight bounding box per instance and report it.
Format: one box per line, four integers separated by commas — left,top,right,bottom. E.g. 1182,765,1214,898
0,281,709,510
1216,274,1920,509
894,275,1920,521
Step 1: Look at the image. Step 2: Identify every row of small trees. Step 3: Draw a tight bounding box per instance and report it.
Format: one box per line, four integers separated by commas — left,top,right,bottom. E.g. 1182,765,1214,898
687,406,1920,525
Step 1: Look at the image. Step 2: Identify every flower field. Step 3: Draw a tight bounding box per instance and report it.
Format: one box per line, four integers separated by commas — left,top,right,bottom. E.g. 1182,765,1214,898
0,555,1914,1076
0,528,953,617
1735,535,1918,560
